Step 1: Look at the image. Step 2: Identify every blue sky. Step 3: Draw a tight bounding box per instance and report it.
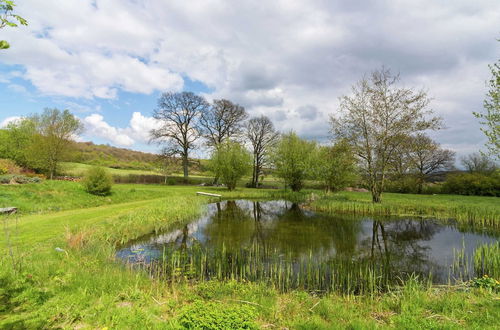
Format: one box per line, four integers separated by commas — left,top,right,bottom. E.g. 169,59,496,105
0,0,498,159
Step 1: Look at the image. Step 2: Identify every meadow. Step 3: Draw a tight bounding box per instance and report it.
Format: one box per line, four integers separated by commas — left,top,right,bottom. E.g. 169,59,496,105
1,181,499,328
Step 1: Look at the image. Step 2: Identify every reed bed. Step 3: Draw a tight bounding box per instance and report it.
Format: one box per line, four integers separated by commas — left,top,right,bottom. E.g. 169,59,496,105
311,194,499,231
474,241,500,278
126,242,432,295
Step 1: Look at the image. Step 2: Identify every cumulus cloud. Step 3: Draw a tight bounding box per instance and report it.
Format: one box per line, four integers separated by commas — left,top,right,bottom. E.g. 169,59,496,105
0,116,21,128
82,112,161,147
1,0,499,154
83,114,135,146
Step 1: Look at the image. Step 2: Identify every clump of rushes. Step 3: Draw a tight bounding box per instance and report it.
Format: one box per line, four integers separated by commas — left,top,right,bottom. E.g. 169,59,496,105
82,166,113,196
474,241,500,279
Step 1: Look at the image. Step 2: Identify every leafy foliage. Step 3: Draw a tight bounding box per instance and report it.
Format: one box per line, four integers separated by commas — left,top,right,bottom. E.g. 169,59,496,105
314,140,358,192
82,167,113,196
272,132,316,192
443,172,500,196
474,59,500,160
177,301,258,329
0,0,28,49
210,140,252,190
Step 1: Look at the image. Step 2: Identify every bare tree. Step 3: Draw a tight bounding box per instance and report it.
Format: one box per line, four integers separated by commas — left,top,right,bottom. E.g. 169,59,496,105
331,68,441,202
407,134,455,194
460,152,497,174
200,99,248,147
150,92,209,182
245,115,279,188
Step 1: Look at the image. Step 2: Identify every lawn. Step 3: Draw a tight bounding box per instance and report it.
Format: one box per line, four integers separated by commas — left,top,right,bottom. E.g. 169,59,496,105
1,181,499,328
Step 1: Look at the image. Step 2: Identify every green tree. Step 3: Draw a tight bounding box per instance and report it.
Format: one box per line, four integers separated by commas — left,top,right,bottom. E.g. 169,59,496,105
30,108,83,179
272,132,316,192
0,118,37,167
474,59,499,160
210,140,251,190
331,68,441,203
315,140,358,192
0,0,27,49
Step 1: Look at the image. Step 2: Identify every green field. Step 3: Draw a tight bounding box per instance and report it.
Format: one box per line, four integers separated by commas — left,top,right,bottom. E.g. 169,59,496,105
61,162,162,176
1,181,499,328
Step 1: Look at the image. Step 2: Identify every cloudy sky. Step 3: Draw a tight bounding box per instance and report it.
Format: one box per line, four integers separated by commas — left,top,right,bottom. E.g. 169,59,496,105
0,0,498,158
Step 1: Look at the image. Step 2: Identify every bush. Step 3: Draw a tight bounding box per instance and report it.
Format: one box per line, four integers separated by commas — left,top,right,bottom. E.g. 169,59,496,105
0,159,22,174
0,174,42,184
177,301,257,329
443,172,500,196
82,167,113,196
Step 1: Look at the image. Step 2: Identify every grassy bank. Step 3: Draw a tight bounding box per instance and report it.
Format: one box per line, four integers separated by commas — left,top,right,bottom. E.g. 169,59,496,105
311,191,500,231
1,182,499,328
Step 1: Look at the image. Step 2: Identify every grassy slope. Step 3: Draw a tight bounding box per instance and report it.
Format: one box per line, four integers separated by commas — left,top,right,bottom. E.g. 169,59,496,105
0,182,499,328
0,180,178,214
61,162,161,176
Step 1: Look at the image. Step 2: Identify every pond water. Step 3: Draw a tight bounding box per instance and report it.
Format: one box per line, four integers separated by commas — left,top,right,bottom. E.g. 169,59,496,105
117,200,498,292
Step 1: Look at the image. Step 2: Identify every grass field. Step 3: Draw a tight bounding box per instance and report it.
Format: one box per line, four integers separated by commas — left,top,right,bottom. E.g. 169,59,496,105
61,162,162,176
1,182,499,328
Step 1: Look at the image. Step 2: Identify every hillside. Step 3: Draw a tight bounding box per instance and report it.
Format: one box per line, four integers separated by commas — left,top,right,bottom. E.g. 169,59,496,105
66,141,210,175
69,141,158,170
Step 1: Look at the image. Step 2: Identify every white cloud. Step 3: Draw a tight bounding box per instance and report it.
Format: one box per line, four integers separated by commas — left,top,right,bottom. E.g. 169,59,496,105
0,0,498,154
0,116,21,128
123,112,162,143
83,114,135,146
82,112,161,147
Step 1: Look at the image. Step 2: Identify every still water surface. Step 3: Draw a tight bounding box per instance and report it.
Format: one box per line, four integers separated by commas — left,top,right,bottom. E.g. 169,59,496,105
117,200,497,288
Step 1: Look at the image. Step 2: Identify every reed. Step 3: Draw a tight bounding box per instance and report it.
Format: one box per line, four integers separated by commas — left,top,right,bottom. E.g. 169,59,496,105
474,241,500,279
311,193,500,231
127,242,436,295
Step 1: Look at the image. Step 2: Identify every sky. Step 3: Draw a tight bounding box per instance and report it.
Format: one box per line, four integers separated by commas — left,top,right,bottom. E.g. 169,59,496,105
0,0,498,159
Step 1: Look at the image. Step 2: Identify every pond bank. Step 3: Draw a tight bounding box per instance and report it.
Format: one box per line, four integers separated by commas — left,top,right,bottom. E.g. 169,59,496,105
1,183,499,328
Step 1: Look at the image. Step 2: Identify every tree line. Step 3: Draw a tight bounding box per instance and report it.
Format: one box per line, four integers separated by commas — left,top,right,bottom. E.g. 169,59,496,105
1,67,498,202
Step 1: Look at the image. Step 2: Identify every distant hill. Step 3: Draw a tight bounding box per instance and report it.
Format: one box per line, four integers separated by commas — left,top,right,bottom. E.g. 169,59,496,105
69,141,158,170
68,141,209,173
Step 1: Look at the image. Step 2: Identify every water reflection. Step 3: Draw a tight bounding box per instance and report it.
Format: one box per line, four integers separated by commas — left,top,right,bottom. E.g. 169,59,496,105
117,200,497,287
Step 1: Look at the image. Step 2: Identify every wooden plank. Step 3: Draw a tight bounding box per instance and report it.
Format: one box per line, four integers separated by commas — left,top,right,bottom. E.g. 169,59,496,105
0,207,17,215
196,192,222,198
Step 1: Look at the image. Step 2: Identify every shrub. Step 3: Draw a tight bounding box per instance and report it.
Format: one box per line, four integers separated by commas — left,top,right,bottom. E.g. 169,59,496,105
0,174,42,184
82,167,113,196
0,159,22,174
177,301,257,329
443,172,500,196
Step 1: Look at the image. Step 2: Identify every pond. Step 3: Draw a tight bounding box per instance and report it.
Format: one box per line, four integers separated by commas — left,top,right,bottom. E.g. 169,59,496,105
117,200,498,293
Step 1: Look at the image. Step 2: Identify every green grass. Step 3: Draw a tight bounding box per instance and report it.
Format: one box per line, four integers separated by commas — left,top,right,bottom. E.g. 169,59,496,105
312,191,500,230
61,162,162,176
0,180,179,214
0,182,499,328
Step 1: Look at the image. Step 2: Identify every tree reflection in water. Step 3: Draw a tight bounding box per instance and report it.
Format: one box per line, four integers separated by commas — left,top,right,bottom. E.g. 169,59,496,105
117,200,496,288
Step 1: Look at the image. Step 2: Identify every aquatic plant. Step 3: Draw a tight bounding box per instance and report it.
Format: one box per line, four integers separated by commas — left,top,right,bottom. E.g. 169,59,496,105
474,241,500,279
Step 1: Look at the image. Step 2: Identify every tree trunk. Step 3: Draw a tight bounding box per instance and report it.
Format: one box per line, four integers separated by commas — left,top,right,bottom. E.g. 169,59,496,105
251,154,258,188
371,187,382,203
182,153,189,183
417,175,424,194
